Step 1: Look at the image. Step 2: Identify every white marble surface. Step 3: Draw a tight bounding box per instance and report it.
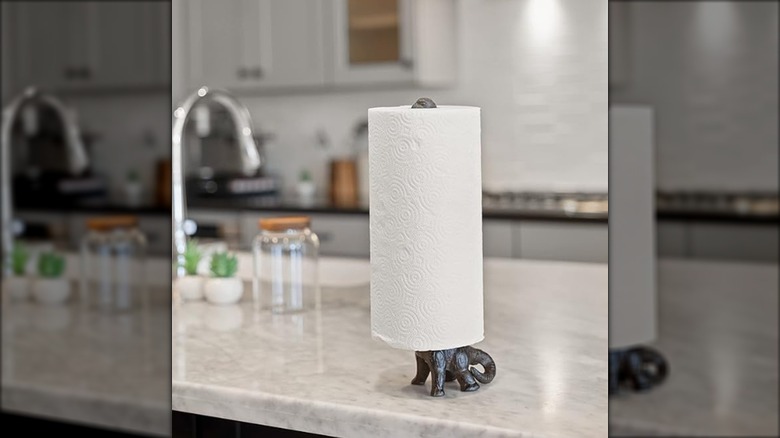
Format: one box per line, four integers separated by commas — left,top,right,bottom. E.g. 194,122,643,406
1,262,171,436
610,259,779,436
172,257,608,438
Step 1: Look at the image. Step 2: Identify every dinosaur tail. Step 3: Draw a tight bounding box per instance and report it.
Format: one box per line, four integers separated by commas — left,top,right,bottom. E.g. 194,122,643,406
469,348,496,384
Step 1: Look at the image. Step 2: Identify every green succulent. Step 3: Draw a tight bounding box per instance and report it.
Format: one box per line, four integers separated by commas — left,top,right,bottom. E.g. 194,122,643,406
38,252,66,279
11,244,29,276
209,252,238,278
183,239,203,276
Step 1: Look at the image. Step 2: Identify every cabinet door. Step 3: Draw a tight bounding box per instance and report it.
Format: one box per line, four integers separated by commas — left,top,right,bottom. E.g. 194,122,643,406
188,0,325,91
9,2,168,92
9,2,77,92
90,2,169,88
187,0,245,90
326,0,414,85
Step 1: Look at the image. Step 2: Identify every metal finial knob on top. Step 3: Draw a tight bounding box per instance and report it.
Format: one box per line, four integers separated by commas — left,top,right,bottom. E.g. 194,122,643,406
412,97,437,109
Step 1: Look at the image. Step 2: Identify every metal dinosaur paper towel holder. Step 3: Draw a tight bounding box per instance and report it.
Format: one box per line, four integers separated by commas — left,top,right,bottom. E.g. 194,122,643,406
405,97,497,397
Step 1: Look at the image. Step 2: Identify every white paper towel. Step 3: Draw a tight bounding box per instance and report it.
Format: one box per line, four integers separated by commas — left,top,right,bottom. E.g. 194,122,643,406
368,105,483,351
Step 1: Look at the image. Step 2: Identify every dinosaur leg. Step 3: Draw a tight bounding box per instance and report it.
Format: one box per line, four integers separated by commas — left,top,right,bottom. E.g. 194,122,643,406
454,351,479,392
411,353,430,385
430,350,447,397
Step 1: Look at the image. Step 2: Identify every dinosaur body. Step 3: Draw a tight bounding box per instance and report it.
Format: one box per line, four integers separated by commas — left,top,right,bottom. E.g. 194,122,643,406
412,346,496,397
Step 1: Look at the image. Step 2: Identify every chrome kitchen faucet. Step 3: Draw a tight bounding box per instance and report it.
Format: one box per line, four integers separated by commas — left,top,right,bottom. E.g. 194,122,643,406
171,87,261,277
1,87,88,275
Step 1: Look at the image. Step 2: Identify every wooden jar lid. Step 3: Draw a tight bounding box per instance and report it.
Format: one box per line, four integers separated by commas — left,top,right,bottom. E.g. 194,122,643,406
86,215,139,231
258,216,311,232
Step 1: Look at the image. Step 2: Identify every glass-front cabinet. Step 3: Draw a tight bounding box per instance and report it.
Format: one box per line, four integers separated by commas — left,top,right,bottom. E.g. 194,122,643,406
329,0,414,85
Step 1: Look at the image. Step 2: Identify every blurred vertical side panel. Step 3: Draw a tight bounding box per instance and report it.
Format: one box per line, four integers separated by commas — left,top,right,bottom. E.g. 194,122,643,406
609,1,778,436
1,1,171,436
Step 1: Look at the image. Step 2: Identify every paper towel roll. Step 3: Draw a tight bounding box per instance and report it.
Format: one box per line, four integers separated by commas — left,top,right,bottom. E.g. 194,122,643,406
368,105,483,351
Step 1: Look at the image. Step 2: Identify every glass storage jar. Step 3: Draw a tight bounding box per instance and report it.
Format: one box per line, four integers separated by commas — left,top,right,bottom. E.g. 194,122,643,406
252,216,319,314
80,216,147,312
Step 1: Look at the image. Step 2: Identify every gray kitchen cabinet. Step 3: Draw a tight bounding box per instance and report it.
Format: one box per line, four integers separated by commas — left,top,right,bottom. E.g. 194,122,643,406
324,0,456,86
181,0,455,92
513,222,609,263
137,217,172,256
188,209,242,249
239,211,370,258
482,220,513,258
186,0,326,92
689,222,778,262
6,2,168,93
657,220,688,257
64,213,170,256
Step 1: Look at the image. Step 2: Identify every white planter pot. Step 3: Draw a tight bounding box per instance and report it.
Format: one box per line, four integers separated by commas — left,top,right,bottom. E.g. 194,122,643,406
3,276,30,301
204,277,243,305
32,278,71,305
175,275,205,301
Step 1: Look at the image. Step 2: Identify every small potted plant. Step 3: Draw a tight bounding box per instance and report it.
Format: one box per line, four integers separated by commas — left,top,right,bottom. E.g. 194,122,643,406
297,169,316,205
203,251,242,305
4,244,30,300
175,240,205,301
32,252,70,305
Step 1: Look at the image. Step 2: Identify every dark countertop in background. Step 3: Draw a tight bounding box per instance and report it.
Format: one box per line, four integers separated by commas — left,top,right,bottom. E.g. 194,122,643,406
187,196,610,223
16,201,170,215
15,194,779,224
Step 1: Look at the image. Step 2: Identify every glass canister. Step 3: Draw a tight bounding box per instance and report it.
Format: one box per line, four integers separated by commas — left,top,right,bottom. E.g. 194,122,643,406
80,216,147,312
252,216,319,313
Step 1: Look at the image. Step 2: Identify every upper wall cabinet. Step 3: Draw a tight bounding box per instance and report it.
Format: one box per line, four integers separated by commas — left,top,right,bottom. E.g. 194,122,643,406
325,0,455,87
186,0,326,92
183,0,455,93
6,2,169,94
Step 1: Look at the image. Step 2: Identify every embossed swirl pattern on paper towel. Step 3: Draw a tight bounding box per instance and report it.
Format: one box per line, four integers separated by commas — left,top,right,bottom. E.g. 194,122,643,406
368,106,483,351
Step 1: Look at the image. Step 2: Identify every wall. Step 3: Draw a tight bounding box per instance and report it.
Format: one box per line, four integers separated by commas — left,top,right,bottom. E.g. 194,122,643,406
64,93,171,203
611,2,779,192
174,0,608,195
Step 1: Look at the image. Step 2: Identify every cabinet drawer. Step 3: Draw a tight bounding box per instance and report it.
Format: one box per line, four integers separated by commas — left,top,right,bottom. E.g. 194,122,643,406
309,214,370,258
689,222,779,262
514,222,608,263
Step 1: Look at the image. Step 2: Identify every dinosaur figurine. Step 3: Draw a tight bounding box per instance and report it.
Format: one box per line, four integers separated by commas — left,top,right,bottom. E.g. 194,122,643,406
412,346,496,397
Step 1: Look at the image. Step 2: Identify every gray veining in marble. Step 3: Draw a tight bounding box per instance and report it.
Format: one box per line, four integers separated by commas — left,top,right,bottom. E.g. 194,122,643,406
172,257,608,438
1,276,171,436
610,259,779,437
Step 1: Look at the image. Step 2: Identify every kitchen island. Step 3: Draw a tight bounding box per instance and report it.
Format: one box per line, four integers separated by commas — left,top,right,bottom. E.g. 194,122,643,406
172,257,609,438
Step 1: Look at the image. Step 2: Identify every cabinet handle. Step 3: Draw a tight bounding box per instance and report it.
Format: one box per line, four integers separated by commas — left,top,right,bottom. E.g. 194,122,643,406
81,67,92,79
251,67,263,78
237,67,248,79
400,58,413,69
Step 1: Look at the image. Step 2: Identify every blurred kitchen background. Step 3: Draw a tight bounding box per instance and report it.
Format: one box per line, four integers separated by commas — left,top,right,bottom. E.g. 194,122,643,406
1,1,171,435
171,0,609,263
609,2,778,436
2,0,172,256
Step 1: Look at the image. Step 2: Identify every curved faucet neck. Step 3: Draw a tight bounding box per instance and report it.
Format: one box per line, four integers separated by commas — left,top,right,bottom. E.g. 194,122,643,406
171,87,261,277
1,87,88,275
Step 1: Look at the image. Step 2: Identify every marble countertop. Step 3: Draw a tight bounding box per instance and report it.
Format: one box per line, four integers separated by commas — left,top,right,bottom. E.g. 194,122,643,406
610,259,779,436
172,257,608,438
1,257,171,436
